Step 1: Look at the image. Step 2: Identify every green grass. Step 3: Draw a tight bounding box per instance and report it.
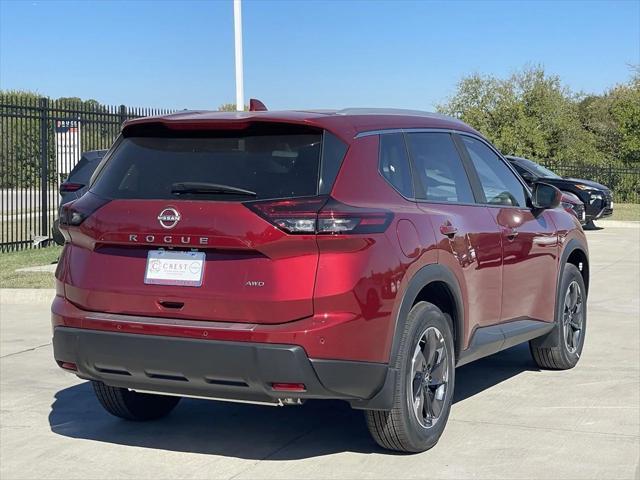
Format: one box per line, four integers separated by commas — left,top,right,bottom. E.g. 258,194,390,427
0,245,62,288
609,203,640,222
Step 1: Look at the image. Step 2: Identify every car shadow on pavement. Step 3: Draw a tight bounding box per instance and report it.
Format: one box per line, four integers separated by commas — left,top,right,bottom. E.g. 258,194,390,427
48,343,539,459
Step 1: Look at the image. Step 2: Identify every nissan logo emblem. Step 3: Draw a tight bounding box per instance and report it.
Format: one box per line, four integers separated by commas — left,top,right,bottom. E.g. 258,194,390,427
157,207,181,229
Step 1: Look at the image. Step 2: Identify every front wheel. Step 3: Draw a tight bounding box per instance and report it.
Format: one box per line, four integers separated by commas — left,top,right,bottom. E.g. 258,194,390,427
365,302,455,453
530,263,587,369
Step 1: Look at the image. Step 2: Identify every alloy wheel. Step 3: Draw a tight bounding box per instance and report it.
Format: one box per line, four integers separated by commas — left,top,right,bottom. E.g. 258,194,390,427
408,326,450,429
563,280,584,353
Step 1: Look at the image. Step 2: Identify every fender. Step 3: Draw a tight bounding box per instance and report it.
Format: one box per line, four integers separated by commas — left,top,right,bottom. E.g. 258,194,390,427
390,263,465,362
532,237,589,350
558,237,589,299
350,263,464,411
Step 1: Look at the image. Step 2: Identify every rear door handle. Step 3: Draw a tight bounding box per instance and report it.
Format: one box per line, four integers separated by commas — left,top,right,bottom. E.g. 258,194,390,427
440,223,458,238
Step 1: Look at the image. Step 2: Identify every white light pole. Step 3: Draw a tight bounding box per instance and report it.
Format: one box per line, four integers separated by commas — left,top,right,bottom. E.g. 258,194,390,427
233,0,244,111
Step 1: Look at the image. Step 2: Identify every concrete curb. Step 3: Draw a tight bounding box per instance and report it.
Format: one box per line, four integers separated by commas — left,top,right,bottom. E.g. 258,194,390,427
596,220,640,229
0,289,55,305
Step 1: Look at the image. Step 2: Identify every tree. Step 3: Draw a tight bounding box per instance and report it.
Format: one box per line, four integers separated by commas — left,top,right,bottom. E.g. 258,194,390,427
580,69,640,166
438,66,639,201
217,103,249,112
437,66,603,165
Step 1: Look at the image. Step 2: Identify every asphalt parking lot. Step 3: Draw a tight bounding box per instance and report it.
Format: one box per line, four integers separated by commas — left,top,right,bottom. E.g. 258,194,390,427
1,226,638,480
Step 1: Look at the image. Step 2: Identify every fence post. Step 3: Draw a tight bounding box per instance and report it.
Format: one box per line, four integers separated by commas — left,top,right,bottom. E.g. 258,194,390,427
608,163,613,190
119,105,127,126
39,97,49,239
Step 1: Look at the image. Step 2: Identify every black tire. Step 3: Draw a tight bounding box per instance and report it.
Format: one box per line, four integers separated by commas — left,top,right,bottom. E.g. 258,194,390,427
365,302,455,453
530,263,587,370
92,381,180,421
51,219,65,246
583,220,597,230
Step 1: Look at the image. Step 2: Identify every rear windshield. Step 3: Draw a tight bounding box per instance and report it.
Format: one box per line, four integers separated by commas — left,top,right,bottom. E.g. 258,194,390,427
90,127,340,201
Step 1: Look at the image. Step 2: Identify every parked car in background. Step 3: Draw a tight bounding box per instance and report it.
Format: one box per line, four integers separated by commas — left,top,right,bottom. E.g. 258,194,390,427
52,149,107,245
505,155,613,229
53,107,589,453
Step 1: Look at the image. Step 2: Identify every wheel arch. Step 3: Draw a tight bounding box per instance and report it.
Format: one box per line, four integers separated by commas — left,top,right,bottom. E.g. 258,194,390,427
391,264,465,362
560,239,590,297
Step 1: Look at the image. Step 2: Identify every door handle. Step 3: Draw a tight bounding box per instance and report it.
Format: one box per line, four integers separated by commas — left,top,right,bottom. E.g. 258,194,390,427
505,227,519,240
440,223,458,238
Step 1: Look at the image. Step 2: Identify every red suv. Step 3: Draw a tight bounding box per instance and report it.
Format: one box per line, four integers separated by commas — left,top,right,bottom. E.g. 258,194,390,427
52,108,589,453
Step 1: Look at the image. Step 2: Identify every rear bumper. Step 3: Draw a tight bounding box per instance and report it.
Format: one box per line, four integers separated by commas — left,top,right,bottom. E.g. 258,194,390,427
51,294,392,364
53,327,392,409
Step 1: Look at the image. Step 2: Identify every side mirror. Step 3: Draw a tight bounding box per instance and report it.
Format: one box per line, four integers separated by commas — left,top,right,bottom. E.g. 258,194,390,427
531,182,561,209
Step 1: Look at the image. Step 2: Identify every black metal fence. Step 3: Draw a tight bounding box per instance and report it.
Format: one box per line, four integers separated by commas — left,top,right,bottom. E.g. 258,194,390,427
542,161,640,204
1,95,174,251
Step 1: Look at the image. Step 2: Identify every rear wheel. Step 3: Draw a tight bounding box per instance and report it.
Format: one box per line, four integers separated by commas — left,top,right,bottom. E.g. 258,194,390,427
365,302,455,453
530,263,586,369
92,381,180,421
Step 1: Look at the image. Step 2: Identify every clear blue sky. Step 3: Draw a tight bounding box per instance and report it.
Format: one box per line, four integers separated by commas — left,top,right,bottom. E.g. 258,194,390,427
1,0,638,111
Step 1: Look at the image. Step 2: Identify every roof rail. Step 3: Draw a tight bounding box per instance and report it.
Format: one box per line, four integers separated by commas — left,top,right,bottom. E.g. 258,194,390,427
335,108,463,124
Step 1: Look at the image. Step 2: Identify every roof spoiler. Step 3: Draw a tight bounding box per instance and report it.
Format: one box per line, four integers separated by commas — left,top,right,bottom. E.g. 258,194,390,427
249,99,268,112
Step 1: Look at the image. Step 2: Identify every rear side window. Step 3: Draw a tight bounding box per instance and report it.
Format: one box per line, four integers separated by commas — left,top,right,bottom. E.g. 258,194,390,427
406,132,474,203
91,127,332,201
67,157,93,183
461,136,528,207
319,132,348,194
379,133,413,198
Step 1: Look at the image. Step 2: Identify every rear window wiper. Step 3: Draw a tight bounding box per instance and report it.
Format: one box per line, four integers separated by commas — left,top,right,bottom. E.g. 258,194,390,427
171,182,257,196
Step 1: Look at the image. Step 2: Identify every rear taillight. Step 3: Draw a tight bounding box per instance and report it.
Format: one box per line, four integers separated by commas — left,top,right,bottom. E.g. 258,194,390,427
59,193,109,227
245,196,393,235
247,196,327,233
318,198,393,234
60,182,84,193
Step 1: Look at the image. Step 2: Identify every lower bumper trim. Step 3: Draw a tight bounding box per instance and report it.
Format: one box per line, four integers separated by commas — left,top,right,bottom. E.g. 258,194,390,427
53,327,391,409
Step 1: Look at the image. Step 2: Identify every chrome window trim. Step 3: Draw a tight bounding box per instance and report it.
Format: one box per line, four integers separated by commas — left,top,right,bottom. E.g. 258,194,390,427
355,127,462,139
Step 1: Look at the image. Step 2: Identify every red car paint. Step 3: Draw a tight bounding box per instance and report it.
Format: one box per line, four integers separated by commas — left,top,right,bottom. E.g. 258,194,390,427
53,109,587,366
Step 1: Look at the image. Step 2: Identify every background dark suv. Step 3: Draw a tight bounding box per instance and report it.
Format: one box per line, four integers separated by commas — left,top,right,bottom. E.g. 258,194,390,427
52,149,107,245
506,155,613,228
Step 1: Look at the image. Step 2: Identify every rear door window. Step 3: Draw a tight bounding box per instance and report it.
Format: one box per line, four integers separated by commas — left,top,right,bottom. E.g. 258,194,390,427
405,132,475,203
90,126,337,201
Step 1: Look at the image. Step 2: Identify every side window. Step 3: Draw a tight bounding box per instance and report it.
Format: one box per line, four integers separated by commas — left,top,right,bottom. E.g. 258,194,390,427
379,133,413,198
319,131,348,194
405,132,474,203
461,136,528,207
